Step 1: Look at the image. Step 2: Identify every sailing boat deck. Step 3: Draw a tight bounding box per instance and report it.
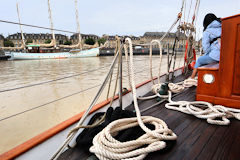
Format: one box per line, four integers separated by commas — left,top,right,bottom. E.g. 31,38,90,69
58,74,240,160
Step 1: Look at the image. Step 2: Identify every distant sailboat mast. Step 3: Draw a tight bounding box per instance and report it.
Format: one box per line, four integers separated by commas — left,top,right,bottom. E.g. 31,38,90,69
75,0,82,50
48,0,56,48
16,2,26,50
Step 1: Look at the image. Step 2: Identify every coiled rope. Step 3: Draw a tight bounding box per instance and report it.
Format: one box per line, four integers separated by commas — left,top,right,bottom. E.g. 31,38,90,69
89,38,177,160
165,91,240,125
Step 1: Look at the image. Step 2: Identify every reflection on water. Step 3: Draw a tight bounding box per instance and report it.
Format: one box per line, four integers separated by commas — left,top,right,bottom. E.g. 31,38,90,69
0,55,184,154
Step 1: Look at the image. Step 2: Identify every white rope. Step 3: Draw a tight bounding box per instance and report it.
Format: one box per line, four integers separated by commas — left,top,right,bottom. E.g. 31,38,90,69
90,38,177,160
150,69,240,126
140,77,197,101
124,43,133,91
165,91,240,125
137,40,163,100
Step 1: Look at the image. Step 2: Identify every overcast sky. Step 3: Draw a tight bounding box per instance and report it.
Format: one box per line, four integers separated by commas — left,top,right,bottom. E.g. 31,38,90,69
0,0,239,39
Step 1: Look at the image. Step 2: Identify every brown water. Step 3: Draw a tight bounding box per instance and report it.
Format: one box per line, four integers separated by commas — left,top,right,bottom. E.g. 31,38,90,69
0,55,184,154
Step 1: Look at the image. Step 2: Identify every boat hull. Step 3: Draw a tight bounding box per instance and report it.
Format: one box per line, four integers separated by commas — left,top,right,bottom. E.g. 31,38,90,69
11,48,99,60
0,55,11,60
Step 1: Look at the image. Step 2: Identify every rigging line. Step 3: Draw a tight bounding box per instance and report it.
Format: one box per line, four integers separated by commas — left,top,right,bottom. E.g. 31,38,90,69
0,19,77,34
0,58,161,93
0,83,100,122
179,0,186,25
157,1,184,44
0,66,160,122
133,3,184,47
106,39,120,100
194,0,201,26
187,0,193,23
172,40,180,73
184,0,187,22
168,36,179,74
0,59,160,93
0,65,111,93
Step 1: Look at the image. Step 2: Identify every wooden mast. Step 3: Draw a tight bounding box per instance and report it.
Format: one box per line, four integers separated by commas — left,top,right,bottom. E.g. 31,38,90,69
47,0,56,48
75,0,82,50
16,2,26,51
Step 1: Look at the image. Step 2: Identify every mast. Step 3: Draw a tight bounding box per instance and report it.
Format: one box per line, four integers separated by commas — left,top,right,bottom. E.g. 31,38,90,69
47,0,56,48
16,2,26,50
75,0,82,50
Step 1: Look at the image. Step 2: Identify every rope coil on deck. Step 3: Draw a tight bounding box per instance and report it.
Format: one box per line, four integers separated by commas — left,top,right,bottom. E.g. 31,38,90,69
152,78,240,126
90,116,176,160
165,91,240,125
168,77,197,93
90,38,177,160
139,77,197,100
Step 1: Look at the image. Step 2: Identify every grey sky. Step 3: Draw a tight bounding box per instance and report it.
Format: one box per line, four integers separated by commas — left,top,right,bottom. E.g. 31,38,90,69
0,0,239,39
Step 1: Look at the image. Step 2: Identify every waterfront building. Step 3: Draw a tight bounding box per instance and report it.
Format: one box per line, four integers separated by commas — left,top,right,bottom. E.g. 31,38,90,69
0,35,4,47
70,33,100,45
102,32,186,49
102,35,116,48
6,33,69,47
102,35,141,48
130,35,141,46
140,31,187,49
4,32,190,50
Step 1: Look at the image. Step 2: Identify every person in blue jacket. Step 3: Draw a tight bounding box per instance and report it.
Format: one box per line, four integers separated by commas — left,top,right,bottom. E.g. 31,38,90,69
190,13,221,79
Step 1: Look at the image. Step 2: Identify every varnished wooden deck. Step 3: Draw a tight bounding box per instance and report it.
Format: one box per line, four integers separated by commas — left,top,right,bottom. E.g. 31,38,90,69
58,74,240,160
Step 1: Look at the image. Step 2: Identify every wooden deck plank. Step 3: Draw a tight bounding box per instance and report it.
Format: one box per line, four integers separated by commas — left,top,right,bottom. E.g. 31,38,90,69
228,121,240,160
195,126,228,160
211,121,240,160
182,125,218,160
57,73,240,160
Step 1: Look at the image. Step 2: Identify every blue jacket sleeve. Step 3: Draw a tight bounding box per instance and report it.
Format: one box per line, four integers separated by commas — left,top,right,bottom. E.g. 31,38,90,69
202,31,211,54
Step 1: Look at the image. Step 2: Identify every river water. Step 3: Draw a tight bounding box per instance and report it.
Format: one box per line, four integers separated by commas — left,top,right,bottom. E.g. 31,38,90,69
0,55,184,154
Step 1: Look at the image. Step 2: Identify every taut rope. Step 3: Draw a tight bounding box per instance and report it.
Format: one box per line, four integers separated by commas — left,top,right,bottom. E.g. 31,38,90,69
90,38,177,160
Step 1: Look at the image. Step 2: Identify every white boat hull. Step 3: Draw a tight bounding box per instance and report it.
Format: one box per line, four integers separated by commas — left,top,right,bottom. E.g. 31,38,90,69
11,48,99,60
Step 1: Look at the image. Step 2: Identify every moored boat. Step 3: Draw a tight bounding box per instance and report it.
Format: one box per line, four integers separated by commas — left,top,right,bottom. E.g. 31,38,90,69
10,47,99,60
3,0,100,61
0,50,11,60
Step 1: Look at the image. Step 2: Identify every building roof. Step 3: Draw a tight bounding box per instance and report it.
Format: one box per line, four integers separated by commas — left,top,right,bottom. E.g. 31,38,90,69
7,33,68,39
143,31,186,39
0,35,4,40
70,33,99,38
